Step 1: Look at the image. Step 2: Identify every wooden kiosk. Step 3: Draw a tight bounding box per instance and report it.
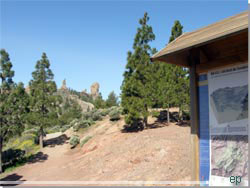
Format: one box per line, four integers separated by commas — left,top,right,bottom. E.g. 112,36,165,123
151,11,248,186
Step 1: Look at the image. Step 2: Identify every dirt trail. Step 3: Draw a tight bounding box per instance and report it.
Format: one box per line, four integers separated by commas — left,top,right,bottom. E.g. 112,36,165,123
2,117,191,184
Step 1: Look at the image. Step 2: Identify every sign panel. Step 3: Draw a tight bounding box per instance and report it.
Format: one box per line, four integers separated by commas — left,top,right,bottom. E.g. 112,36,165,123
208,64,248,186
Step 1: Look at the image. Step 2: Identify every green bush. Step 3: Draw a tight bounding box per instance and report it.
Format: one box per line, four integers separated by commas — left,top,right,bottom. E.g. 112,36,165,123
151,110,160,118
109,109,120,121
69,135,80,148
19,134,36,143
100,109,109,116
60,124,71,132
80,136,92,147
23,128,39,135
45,125,61,134
17,140,35,154
92,111,102,121
69,119,78,127
83,110,102,121
73,119,94,132
82,111,92,120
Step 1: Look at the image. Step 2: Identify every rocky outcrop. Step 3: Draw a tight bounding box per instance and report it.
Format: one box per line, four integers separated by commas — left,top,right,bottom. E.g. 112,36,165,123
69,94,94,112
90,82,100,100
58,79,94,112
25,86,30,94
61,79,67,90
81,89,90,98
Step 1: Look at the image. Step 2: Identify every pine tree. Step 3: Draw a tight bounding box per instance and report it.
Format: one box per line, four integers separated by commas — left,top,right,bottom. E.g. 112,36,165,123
121,12,155,129
168,20,183,44
106,91,118,107
28,52,58,149
0,49,29,173
93,93,106,109
167,20,189,121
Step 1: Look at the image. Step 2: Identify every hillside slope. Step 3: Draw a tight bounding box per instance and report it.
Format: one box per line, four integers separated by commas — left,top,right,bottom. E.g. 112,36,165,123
1,117,191,185
57,88,94,112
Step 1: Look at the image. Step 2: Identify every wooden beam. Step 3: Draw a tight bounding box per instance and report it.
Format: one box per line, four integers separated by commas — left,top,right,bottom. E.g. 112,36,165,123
200,47,211,62
197,50,248,73
189,49,200,184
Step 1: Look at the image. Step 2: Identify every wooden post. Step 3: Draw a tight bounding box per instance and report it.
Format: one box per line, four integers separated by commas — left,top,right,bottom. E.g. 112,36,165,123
189,50,200,185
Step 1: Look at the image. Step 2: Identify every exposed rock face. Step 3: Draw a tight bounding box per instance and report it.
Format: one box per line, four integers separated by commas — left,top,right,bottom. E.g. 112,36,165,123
25,86,30,94
69,94,94,112
81,89,90,98
90,82,100,100
61,79,67,90
57,89,94,113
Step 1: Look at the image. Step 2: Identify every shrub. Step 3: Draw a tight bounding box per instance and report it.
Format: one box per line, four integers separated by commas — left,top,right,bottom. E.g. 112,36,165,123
72,124,79,132
80,136,92,147
45,125,61,134
100,109,109,116
23,128,39,135
82,111,92,120
7,137,21,148
73,119,94,132
60,124,71,132
151,110,160,118
69,135,80,148
17,140,34,154
118,107,123,114
109,109,120,121
69,119,78,127
92,111,102,121
19,134,36,143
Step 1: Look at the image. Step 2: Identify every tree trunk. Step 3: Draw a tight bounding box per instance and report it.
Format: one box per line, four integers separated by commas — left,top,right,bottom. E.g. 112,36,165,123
167,104,170,124
0,137,3,173
143,116,148,128
39,128,44,149
178,106,181,122
179,105,183,122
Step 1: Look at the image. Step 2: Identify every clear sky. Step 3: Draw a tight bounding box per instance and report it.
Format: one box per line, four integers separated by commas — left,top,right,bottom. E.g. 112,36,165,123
0,0,247,99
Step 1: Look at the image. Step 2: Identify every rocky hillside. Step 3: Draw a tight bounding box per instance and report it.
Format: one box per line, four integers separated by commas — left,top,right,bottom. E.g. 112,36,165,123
57,79,95,112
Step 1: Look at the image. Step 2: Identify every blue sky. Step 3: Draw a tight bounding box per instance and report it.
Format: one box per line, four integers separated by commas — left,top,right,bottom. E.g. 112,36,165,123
0,0,247,99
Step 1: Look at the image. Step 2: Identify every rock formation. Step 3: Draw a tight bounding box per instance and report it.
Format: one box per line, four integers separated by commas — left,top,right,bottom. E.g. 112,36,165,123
90,82,100,100
25,86,30,94
61,79,67,90
81,89,90,98
69,94,94,112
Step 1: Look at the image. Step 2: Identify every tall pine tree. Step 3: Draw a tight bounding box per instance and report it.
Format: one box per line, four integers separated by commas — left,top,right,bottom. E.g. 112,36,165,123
28,52,58,149
121,12,155,130
106,91,119,107
0,49,29,173
168,20,189,120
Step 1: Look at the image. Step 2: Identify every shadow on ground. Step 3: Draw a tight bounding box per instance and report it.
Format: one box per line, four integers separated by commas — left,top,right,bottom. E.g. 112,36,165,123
44,134,69,147
121,110,190,133
27,152,48,164
2,150,48,176
0,173,25,186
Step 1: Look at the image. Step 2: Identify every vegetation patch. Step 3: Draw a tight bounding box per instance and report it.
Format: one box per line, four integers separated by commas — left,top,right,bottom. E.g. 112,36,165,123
109,108,121,121
69,135,80,148
80,136,92,147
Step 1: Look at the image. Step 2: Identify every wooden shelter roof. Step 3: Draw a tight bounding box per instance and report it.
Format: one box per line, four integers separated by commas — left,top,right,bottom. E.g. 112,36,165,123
151,11,248,70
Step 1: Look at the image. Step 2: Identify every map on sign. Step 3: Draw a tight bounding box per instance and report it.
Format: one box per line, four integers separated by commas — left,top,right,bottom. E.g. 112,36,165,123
211,135,248,180
208,64,248,186
210,85,248,124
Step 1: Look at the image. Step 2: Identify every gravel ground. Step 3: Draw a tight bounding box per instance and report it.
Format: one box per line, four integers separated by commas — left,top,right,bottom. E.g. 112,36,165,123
1,116,191,185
